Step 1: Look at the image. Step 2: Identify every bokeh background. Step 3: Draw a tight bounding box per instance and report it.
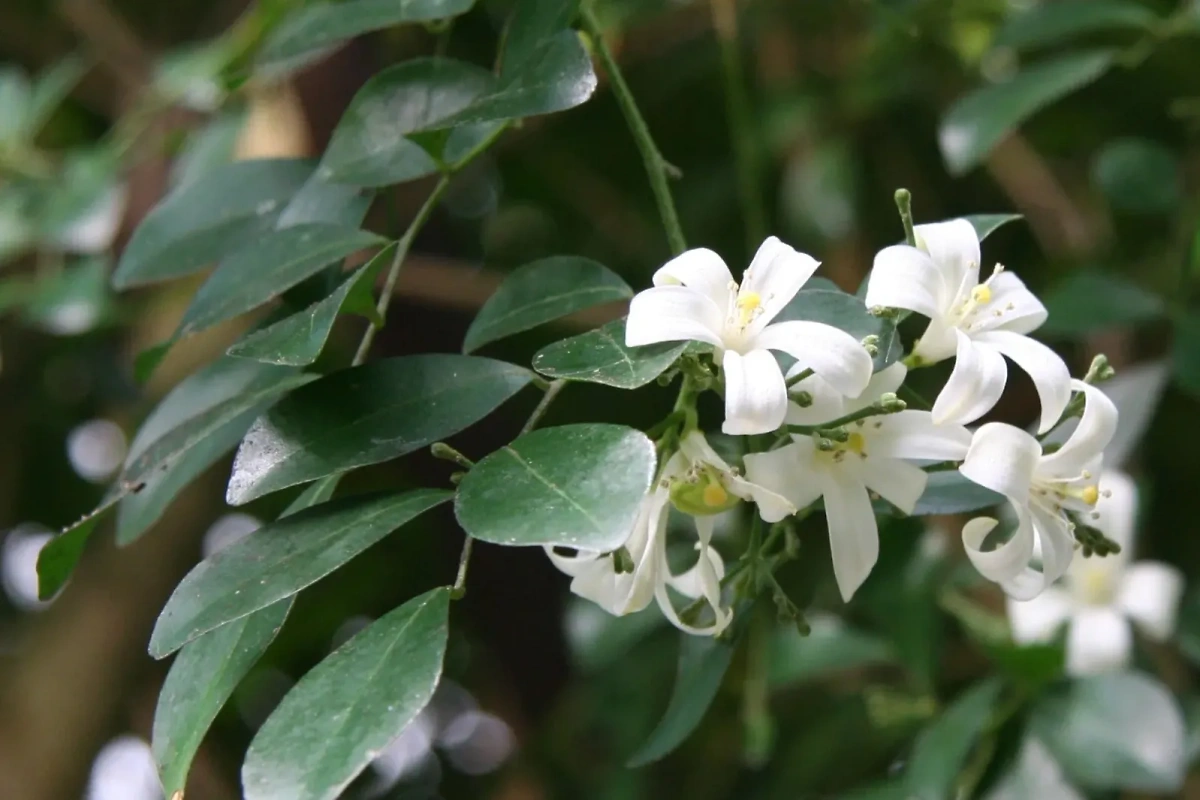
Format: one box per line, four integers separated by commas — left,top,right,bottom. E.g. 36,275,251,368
1,0,1200,797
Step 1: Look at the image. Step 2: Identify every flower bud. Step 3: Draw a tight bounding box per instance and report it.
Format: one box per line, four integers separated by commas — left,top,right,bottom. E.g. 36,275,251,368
877,392,907,413
791,390,814,407
669,469,740,516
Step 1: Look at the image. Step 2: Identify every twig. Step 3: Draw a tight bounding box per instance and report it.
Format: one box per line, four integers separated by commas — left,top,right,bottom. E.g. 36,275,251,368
522,379,568,435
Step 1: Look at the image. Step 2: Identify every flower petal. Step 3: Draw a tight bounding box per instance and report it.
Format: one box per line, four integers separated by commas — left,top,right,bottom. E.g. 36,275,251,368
743,440,824,512
859,457,927,514
729,475,797,523
976,271,1047,335
867,411,972,461
1117,561,1184,641
1038,381,1119,478
783,372,847,426
932,330,1008,426
1007,588,1073,645
863,244,946,317
656,518,733,637
1066,606,1132,675
974,330,1070,434
843,362,909,415
818,468,878,601
913,218,981,301
626,286,725,348
961,505,1037,596
1029,503,1077,589
741,236,819,330
960,422,1041,504
677,429,732,472
652,247,734,310
752,320,873,398
722,348,789,434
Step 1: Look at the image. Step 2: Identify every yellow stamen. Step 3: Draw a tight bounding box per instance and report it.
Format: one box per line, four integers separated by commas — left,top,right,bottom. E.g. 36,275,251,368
1081,485,1099,506
846,432,866,455
736,291,762,326
970,285,992,305
703,481,729,508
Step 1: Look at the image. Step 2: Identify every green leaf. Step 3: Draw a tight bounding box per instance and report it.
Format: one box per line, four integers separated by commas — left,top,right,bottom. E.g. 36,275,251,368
768,615,894,687
258,0,476,77
911,470,1002,516
939,50,1116,175
114,159,315,288
1032,671,1186,792
463,256,631,353
21,257,117,336
903,678,1003,798
776,288,900,371
0,66,31,142
276,169,374,229
153,598,292,798
170,108,247,189
227,245,390,366
455,423,655,551
627,633,737,767
35,490,123,599
532,317,686,389
24,55,87,139
242,588,450,800
993,0,1156,52
175,224,383,338
149,489,451,658
1174,316,1200,401
501,0,579,77
1040,270,1165,337
963,213,1023,241
228,355,532,504
1092,137,1182,214
116,358,302,545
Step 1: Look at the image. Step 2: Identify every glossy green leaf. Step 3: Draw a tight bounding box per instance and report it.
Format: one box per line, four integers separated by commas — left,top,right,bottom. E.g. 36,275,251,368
532,317,686,389
993,0,1156,52
911,470,1002,516
227,245,390,366
153,598,292,797
1033,671,1186,792
276,170,374,229
113,159,315,288
1092,137,1181,214
501,0,579,77
1174,316,1200,401
258,0,476,77
627,633,737,767
939,50,1116,175
170,108,247,189
116,358,302,545
963,213,1023,241
150,489,451,658
455,423,655,551
175,224,383,338
35,491,123,599
1040,270,1165,337
228,355,532,504
242,588,450,800
768,615,894,687
776,288,899,371
464,256,631,353
903,678,1003,798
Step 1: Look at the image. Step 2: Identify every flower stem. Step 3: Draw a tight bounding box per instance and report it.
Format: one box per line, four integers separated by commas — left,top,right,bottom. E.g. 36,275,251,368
785,367,814,389
580,4,688,256
522,379,567,434
451,536,473,599
894,188,916,247
787,398,905,434
710,0,766,250
742,607,773,768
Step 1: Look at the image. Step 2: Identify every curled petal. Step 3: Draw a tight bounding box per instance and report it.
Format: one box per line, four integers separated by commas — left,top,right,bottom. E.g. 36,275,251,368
652,247,734,310
1039,380,1119,478
626,286,725,348
961,506,1041,598
1029,503,1077,590
931,330,1008,426
656,517,732,636
741,236,819,331
722,349,788,435
859,457,927,515
976,271,1048,336
1006,588,1073,645
752,320,873,399
960,423,1040,504
913,218,981,301
864,244,945,317
743,441,824,513
1066,606,1132,676
868,411,972,461
818,468,878,601
974,330,1070,434
1117,561,1184,641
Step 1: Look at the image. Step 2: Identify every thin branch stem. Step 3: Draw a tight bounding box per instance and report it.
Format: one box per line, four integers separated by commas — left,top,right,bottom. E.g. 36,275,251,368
522,379,568,434
580,4,687,255
787,400,903,433
451,537,473,599
785,367,814,388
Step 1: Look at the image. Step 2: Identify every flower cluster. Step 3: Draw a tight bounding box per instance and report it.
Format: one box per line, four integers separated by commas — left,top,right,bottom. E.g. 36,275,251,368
549,220,1123,637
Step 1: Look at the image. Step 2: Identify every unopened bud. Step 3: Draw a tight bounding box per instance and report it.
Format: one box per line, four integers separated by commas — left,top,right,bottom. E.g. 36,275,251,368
877,392,907,413
791,390,814,407
861,334,880,356
613,547,635,574
450,471,466,485
431,442,474,468
815,437,837,452
1084,354,1115,384
819,427,850,443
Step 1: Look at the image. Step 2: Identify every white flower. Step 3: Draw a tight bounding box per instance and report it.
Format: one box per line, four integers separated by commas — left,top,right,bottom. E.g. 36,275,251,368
545,431,794,636
56,182,127,254
958,380,1118,599
1006,470,1184,676
626,236,874,435
743,363,972,601
864,219,1070,433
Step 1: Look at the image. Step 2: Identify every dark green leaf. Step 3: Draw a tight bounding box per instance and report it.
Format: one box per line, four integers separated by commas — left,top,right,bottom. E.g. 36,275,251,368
768,616,894,687
153,598,293,797
1174,316,1200,401
258,0,476,77
276,170,374,229
1092,137,1182,214
464,256,631,353
963,214,1023,241
1040,270,1165,337
227,355,532,504
455,423,655,551
1032,671,1186,792
35,491,123,599
939,50,1116,175
993,0,1156,52
227,245,390,366
532,317,685,389
113,159,315,288
911,470,1002,516
565,598,662,672
170,108,247,189
776,288,899,371
175,224,383,338
242,588,450,800
501,0,579,77
903,678,1003,798
627,633,737,767
24,54,87,138
149,489,451,657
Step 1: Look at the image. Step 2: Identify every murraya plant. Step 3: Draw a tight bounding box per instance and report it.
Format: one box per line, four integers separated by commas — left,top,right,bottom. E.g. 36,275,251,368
6,0,1191,798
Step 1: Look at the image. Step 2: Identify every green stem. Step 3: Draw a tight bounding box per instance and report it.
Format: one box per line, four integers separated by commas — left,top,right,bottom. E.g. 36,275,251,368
787,400,903,434
895,188,916,246
580,4,687,255
742,607,773,768
451,536,473,599
711,0,766,249
785,367,814,389
522,379,567,434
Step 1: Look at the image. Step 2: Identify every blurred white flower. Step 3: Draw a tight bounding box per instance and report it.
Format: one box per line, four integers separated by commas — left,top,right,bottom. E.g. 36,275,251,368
85,736,162,800
2,524,53,610
202,512,261,557
56,183,127,254
67,419,127,483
